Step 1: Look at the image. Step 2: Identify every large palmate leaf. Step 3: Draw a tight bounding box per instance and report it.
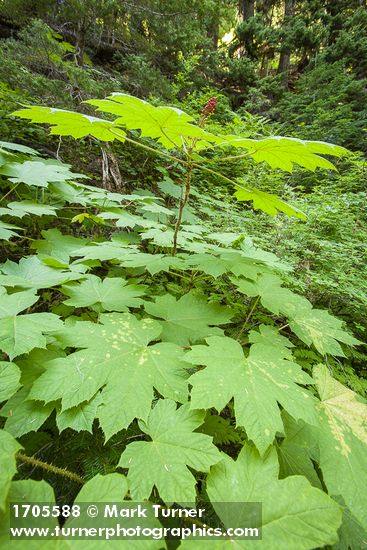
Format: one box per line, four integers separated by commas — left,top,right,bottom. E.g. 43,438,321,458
0,221,23,241
3,201,58,218
61,275,146,312
0,287,39,317
179,445,341,549
0,362,21,402
0,479,59,550
29,313,189,439
0,140,39,156
0,430,22,512
184,336,317,454
63,474,166,550
12,96,347,182
276,412,322,488
0,256,82,288
312,364,367,530
12,106,126,142
234,186,307,219
0,160,86,188
214,135,347,172
0,312,63,360
233,273,360,356
144,292,233,345
0,286,63,360
118,399,221,502
86,93,216,149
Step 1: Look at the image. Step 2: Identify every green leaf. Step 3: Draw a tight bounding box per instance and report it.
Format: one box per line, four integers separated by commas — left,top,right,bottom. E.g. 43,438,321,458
119,252,185,275
216,135,347,172
12,106,126,142
289,307,361,357
65,474,165,549
32,228,87,265
334,497,367,550
199,413,243,445
0,362,21,402
248,324,294,359
145,292,233,346
184,336,317,454
0,140,39,156
86,94,216,149
313,364,367,530
61,275,146,312
0,479,58,549
29,313,189,439
0,160,87,187
0,311,63,359
276,412,322,489
199,445,342,549
56,393,103,433
0,221,23,241
4,201,58,218
0,287,39,317
118,399,221,502
0,430,22,512
4,397,55,438
0,256,82,288
233,273,360,356
234,186,307,219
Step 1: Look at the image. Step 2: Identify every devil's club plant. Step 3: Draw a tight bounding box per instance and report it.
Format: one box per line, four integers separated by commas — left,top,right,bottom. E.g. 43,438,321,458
0,95,366,548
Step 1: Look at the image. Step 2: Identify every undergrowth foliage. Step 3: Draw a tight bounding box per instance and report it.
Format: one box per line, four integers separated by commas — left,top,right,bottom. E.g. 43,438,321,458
0,94,366,548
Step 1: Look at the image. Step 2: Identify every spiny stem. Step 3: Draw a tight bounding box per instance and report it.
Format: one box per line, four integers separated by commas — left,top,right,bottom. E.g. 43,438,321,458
236,296,260,341
16,452,85,485
1,183,21,203
172,162,193,256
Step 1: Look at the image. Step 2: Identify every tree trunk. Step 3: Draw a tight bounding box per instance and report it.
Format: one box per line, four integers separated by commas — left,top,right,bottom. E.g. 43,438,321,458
75,20,86,67
239,0,255,21
277,0,294,88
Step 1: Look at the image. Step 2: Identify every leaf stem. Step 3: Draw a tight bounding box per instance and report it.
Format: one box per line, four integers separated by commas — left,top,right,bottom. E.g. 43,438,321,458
236,296,260,341
16,452,85,485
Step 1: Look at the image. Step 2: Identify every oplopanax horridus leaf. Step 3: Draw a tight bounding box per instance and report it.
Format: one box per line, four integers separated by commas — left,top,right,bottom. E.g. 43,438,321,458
144,292,233,346
0,286,63,360
0,362,21,402
86,93,217,149
234,186,307,219
233,273,361,356
12,106,126,142
29,313,189,439
0,430,22,512
213,135,347,171
0,479,58,549
184,336,317,455
312,364,367,531
64,474,166,549
118,399,221,503
179,445,342,549
61,274,146,312
0,159,87,188
0,256,83,289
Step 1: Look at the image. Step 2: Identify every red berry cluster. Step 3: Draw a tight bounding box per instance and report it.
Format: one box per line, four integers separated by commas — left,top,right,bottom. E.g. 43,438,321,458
202,96,218,116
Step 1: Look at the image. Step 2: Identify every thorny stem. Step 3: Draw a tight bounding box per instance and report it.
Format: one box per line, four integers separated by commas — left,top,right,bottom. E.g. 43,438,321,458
172,157,193,256
236,296,260,341
0,183,21,203
16,452,85,485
